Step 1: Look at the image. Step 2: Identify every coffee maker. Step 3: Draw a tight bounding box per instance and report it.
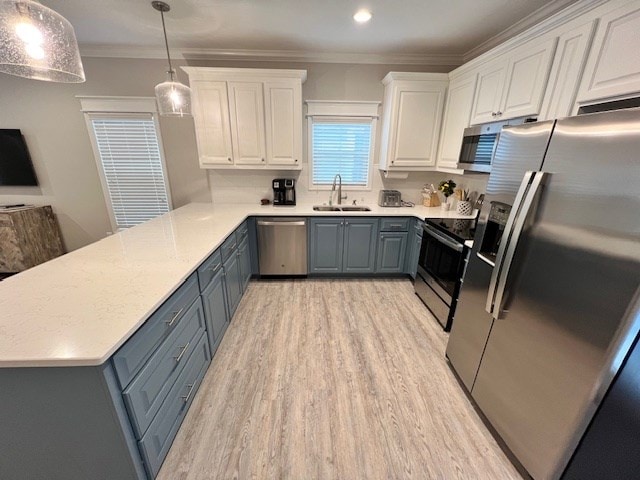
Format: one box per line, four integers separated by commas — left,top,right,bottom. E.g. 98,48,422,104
272,178,296,206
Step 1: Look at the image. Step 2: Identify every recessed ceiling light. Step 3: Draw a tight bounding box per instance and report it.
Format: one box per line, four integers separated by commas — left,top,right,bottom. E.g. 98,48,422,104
353,9,372,23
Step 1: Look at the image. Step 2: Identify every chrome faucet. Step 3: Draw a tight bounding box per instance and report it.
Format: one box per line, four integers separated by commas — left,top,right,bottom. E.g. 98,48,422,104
330,174,348,205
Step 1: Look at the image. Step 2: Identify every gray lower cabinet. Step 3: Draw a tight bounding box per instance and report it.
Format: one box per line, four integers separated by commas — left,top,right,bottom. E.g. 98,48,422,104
376,232,408,273
238,235,251,292
123,297,207,438
138,332,210,478
342,218,379,273
201,267,229,355
405,219,424,278
309,218,344,273
224,250,243,318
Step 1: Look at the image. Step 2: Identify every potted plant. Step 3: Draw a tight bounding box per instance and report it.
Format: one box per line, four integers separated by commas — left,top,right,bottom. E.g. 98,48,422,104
438,179,457,210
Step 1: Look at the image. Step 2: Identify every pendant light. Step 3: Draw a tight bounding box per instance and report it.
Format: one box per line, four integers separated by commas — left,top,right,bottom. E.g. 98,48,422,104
152,1,191,117
0,0,85,82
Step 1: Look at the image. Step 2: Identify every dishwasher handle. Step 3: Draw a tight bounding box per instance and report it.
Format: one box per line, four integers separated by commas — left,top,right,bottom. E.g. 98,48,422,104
257,220,306,227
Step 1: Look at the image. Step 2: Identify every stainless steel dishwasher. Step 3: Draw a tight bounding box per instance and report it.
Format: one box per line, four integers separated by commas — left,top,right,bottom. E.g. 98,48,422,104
257,218,307,275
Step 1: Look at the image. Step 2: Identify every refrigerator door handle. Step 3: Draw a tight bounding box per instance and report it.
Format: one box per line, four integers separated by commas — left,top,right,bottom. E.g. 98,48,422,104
492,171,547,320
486,171,537,315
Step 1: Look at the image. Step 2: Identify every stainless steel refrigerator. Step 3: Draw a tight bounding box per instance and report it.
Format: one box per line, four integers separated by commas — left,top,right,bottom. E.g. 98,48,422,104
446,108,640,479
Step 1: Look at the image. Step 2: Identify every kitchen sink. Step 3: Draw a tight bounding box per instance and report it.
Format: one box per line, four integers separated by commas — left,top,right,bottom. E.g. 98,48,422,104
312,205,372,211
340,206,372,211
313,206,342,211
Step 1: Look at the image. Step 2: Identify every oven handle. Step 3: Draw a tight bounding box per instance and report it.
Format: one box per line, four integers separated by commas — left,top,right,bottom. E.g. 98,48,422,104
422,224,464,252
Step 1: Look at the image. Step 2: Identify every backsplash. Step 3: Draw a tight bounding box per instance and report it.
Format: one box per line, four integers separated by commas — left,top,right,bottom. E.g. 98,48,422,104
208,167,488,206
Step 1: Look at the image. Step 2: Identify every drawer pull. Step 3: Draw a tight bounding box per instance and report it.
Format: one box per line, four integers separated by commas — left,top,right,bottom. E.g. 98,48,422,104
165,308,184,327
181,383,195,403
208,262,221,272
174,342,190,363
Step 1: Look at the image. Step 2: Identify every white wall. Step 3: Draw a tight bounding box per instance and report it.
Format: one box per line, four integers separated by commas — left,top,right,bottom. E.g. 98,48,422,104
0,57,210,251
0,56,485,251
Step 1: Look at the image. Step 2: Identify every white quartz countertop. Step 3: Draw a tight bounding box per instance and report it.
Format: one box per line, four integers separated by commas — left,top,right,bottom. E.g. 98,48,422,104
0,202,476,367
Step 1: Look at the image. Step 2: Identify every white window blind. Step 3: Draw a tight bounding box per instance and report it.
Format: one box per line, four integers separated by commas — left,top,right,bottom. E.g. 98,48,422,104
90,115,170,229
311,120,372,186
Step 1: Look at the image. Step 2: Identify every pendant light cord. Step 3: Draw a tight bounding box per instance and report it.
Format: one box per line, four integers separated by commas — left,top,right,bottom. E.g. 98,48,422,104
159,10,173,73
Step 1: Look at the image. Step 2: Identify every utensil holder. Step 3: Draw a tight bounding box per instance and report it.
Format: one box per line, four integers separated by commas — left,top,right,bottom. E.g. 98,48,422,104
456,200,472,215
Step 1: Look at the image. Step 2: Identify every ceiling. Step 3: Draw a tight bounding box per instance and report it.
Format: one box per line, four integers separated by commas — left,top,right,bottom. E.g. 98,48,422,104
45,0,579,64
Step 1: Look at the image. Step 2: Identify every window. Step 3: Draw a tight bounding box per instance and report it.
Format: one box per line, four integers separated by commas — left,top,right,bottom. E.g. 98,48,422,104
307,101,379,189
80,97,172,231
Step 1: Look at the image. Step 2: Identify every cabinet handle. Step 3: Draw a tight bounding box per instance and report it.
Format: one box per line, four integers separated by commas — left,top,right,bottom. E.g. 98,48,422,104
496,111,502,116
181,383,195,403
165,308,184,327
261,158,265,162
174,342,190,363
294,159,298,163
391,160,395,164
345,221,349,225
228,157,232,162
208,262,221,272
381,235,385,239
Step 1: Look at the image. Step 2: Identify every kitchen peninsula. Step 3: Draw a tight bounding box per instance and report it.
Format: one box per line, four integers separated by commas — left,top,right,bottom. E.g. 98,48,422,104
0,202,475,480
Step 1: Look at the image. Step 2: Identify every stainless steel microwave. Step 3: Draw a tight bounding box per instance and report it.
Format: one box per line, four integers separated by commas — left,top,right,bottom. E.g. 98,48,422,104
457,117,535,172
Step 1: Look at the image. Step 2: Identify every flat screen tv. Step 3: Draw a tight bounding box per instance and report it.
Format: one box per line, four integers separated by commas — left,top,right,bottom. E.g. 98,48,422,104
0,129,38,186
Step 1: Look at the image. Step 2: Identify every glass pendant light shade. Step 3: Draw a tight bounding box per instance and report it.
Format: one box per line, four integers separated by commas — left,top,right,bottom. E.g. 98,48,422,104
152,1,191,117
155,69,191,116
0,0,85,82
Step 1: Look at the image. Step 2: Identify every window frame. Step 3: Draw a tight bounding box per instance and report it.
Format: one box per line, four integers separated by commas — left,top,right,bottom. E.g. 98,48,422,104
306,100,379,191
79,96,173,233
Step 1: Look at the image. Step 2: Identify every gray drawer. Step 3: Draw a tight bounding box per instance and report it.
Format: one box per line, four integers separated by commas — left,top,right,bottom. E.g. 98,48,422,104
220,234,238,262
235,221,249,244
197,248,222,292
380,217,410,231
123,296,206,438
112,273,199,389
138,332,211,478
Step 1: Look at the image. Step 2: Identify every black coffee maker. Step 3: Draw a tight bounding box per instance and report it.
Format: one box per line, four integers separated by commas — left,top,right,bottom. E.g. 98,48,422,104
272,178,296,206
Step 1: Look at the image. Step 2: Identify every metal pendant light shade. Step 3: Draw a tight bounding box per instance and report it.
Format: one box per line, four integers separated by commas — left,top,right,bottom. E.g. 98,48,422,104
152,1,191,116
0,0,85,82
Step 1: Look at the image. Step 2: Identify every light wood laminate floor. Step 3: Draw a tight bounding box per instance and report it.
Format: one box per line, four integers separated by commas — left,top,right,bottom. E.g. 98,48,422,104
158,279,522,480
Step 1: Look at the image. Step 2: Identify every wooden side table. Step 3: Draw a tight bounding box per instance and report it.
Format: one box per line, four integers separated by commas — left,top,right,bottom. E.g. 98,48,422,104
0,205,65,273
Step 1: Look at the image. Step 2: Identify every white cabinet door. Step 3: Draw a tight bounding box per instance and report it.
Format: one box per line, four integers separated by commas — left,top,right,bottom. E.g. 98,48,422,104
264,81,302,166
577,2,640,104
190,81,234,166
540,21,597,120
228,82,266,165
388,81,447,167
437,74,477,168
470,60,507,125
500,37,557,119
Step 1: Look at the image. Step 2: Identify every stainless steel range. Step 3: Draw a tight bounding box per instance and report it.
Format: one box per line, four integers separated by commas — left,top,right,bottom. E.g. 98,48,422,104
414,218,475,331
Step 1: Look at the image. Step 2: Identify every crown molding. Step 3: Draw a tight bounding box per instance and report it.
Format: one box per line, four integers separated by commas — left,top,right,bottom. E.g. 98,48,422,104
79,44,463,67
462,0,608,63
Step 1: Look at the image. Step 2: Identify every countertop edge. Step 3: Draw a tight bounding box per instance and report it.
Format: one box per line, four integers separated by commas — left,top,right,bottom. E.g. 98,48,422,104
0,203,477,368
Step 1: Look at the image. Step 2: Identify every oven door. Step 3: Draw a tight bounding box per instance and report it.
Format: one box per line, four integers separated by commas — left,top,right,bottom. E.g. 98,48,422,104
417,224,465,302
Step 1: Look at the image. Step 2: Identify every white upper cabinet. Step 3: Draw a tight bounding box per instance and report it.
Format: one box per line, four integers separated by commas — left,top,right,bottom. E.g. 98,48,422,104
539,21,597,120
470,38,557,125
182,68,306,170
470,61,507,125
190,81,233,166
437,73,477,169
500,38,558,119
264,81,302,166
379,73,448,171
228,82,266,165
576,1,640,105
